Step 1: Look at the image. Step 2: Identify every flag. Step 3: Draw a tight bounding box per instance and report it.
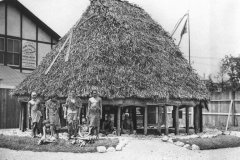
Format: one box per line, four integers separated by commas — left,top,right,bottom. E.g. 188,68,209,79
178,19,188,46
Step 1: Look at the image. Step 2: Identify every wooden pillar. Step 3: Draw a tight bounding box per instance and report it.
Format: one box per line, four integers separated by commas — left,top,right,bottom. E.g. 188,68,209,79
19,103,23,131
174,106,179,135
164,105,168,135
185,106,190,135
172,108,176,128
231,91,236,126
157,106,162,135
144,106,148,135
117,106,121,136
194,106,200,133
200,106,203,132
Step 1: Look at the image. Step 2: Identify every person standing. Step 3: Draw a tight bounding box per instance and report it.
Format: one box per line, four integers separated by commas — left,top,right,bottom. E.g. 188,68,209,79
28,92,42,138
65,90,82,140
87,89,102,138
45,94,61,139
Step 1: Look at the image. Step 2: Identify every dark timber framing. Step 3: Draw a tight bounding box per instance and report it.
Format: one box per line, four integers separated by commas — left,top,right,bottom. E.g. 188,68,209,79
4,2,7,66
0,0,60,71
20,11,22,72
36,25,38,66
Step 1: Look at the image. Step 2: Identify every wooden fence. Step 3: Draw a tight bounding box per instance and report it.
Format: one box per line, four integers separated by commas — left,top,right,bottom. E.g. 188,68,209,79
0,88,21,129
203,91,240,128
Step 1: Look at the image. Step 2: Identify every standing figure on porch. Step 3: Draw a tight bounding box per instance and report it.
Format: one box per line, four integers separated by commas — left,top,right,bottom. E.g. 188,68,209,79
28,91,42,138
45,94,61,139
87,89,102,138
65,90,82,140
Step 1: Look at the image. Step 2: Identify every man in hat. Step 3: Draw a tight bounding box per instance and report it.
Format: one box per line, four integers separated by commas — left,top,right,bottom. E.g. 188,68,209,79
45,94,61,139
28,91,42,138
65,90,82,139
87,89,102,138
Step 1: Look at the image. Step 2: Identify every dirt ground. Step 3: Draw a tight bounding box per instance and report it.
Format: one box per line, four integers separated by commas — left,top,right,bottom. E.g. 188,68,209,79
1,129,240,160
1,137,240,160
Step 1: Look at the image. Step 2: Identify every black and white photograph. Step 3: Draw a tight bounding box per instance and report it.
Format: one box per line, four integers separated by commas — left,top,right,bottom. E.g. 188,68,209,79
0,0,240,159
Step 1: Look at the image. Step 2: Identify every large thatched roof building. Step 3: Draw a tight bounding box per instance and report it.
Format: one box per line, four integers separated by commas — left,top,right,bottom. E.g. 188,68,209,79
14,0,208,135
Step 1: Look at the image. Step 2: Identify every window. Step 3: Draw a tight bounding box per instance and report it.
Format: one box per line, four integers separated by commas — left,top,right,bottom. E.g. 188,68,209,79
7,39,20,65
0,37,4,51
0,37,4,64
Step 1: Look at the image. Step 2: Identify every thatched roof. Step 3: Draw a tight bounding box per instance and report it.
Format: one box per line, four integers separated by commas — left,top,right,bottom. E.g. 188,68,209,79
13,0,208,101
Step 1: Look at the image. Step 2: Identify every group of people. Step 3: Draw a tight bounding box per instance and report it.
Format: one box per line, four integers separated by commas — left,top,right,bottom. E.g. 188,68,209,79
28,89,134,140
28,89,103,140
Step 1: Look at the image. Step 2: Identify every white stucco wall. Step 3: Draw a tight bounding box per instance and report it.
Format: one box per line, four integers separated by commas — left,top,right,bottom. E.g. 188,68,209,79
7,4,20,37
38,42,51,65
22,15,36,40
0,4,5,35
38,28,51,43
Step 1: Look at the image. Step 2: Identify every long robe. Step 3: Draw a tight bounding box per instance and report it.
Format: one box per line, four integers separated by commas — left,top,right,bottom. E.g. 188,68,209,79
88,97,102,128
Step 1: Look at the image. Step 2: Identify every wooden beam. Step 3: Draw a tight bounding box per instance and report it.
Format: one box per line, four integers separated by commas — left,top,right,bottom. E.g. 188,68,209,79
172,108,176,128
174,106,179,135
157,106,162,135
200,106,203,132
232,91,236,126
185,106,189,135
117,106,121,136
164,105,168,135
144,106,148,135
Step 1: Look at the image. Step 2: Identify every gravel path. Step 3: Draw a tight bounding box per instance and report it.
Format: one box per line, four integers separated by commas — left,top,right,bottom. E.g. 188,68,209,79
1,137,240,160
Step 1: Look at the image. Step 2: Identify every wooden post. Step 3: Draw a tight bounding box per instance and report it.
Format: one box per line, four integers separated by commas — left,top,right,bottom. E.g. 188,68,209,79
200,106,203,132
117,106,121,136
172,108,176,128
185,106,189,135
194,106,201,133
164,105,168,135
226,100,233,131
144,106,148,135
19,103,23,131
174,106,179,135
157,106,162,135
231,91,236,126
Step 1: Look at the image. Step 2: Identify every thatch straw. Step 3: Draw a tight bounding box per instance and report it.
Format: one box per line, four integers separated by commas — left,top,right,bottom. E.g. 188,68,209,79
13,0,208,100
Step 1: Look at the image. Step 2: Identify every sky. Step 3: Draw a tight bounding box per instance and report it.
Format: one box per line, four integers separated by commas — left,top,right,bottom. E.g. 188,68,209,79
18,0,240,79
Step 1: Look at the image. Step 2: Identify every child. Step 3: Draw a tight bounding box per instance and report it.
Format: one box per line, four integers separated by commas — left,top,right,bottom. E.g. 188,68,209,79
79,118,91,137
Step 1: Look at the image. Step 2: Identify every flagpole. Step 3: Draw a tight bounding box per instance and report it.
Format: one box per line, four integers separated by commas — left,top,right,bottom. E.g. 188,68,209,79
188,11,191,65
187,11,194,127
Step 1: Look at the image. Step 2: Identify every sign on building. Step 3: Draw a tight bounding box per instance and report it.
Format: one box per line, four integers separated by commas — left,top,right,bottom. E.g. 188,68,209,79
22,40,36,69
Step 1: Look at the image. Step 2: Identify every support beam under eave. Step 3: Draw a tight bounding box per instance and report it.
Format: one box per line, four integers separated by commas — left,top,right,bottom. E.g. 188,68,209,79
200,106,203,132
174,106,179,135
185,106,190,135
117,106,121,136
144,106,148,135
157,106,163,135
164,105,168,135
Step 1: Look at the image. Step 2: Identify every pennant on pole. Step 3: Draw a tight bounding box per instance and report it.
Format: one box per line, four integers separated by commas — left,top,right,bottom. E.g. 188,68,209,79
178,19,188,46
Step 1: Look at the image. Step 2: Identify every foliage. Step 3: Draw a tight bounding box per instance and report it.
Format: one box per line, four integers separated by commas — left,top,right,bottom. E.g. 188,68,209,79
205,75,218,92
0,134,119,153
220,55,240,91
13,0,208,100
